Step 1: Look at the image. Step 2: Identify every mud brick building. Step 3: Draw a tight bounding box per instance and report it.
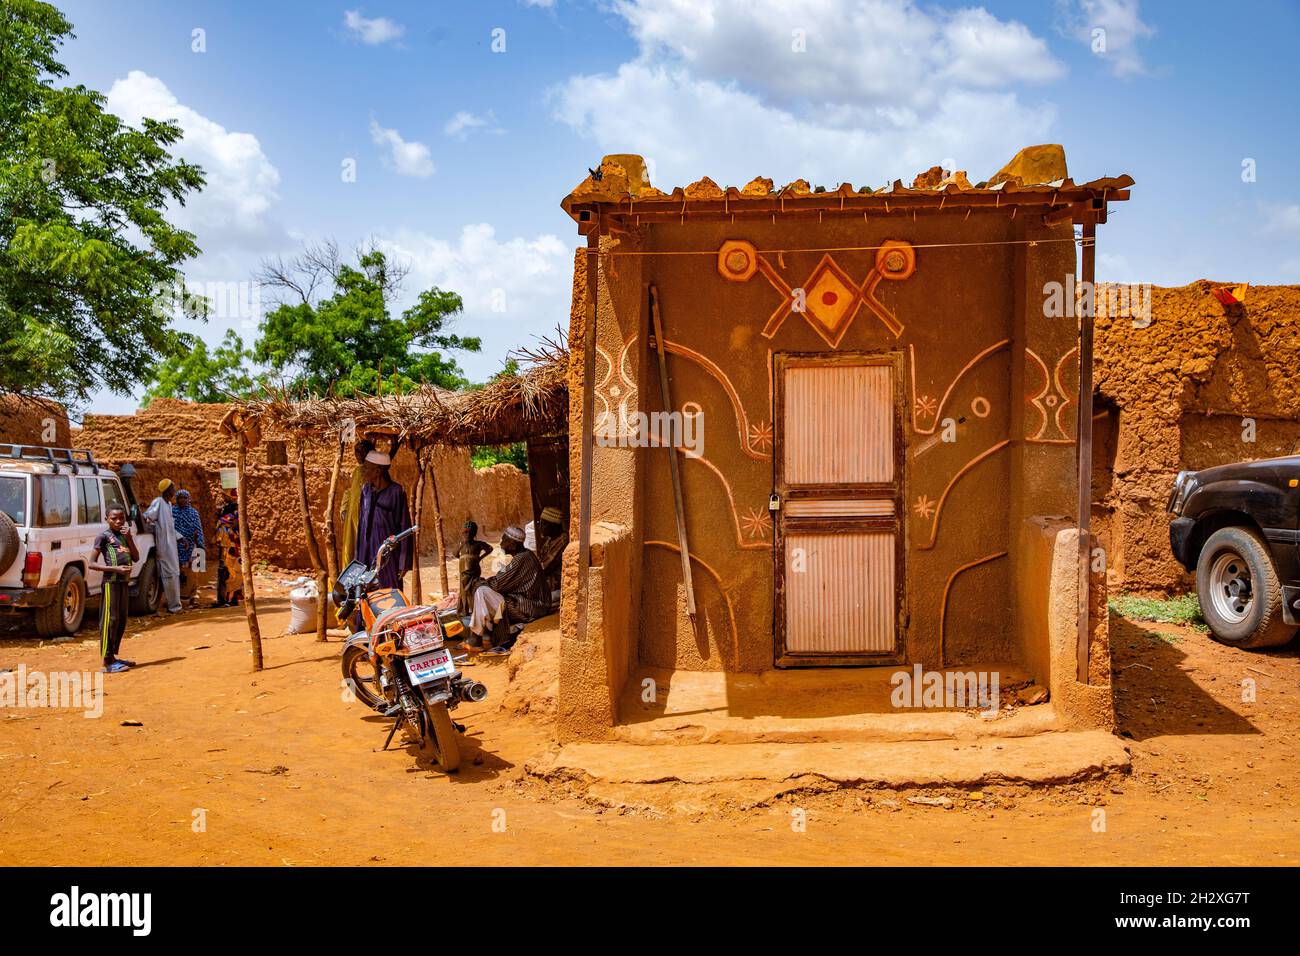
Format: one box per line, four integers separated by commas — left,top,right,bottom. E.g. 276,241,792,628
555,146,1132,741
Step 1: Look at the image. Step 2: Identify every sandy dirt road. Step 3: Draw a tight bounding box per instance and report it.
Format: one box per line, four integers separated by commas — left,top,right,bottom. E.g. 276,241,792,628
0,572,1296,867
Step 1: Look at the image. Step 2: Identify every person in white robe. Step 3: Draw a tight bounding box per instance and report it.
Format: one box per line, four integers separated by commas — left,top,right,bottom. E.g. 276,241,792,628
144,478,183,613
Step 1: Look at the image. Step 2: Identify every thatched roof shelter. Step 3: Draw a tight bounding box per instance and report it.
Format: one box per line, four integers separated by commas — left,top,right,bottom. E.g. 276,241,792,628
228,339,569,448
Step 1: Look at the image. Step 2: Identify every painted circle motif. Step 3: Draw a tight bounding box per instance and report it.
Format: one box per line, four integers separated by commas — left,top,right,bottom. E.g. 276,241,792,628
971,396,991,418
876,240,916,280
717,240,759,282
821,290,839,306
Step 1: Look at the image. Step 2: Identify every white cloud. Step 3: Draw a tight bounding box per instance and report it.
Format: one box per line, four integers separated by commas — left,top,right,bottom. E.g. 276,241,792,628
376,224,573,373
106,71,282,243
444,110,505,141
343,10,405,45
611,0,1063,111
551,62,1055,190
1262,203,1300,238
552,1,1064,188
1057,0,1155,78
522,0,556,7
369,118,435,177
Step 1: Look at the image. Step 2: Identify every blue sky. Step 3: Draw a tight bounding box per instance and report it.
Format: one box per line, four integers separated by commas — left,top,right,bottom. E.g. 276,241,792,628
52,0,1300,414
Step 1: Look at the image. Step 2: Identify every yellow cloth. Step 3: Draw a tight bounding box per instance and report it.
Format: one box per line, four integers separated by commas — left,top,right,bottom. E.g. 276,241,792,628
339,466,364,571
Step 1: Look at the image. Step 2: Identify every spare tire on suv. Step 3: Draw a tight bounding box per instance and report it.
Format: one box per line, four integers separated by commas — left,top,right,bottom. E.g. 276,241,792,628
0,511,18,574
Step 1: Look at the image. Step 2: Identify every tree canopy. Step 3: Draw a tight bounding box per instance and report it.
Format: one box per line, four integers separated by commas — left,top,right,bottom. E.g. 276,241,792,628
142,329,255,405
253,243,480,396
0,0,206,404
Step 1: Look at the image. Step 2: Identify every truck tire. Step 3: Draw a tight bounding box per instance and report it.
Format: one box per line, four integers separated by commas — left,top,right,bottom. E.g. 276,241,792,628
35,566,86,637
129,554,162,616
1196,527,1296,649
0,511,18,574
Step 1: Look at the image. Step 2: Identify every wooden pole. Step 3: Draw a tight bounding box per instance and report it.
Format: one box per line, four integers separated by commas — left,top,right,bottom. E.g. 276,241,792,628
323,433,345,594
293,435,328,642
410,441,426,604
650,285,696,617
576,230,599,642
427,446,449,597
235,434,264,671
1076,217,1097,684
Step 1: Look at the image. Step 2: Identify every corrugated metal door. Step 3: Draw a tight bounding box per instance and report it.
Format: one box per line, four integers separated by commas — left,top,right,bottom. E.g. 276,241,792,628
774,353,903,666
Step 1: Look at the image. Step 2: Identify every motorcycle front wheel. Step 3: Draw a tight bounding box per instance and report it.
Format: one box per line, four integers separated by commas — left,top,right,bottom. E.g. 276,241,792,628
341,645,384,710
422,700,461,773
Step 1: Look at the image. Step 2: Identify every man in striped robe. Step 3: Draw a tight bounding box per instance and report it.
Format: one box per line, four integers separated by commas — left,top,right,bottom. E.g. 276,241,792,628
468,526,549,652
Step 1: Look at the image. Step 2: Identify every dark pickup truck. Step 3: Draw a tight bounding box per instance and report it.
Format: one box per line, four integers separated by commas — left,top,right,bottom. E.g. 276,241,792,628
1168,455,1300,649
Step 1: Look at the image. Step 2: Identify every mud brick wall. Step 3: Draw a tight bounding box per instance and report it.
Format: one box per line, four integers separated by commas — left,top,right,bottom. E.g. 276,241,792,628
1093,281,1300,594
73,401,533,569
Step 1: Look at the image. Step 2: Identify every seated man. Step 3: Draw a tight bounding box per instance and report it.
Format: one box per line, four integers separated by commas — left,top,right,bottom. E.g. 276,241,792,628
468,526,549,653
535,505,567,596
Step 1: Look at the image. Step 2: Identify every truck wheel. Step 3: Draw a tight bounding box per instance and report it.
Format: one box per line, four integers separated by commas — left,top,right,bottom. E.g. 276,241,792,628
0,512,18,575
129,554,161,616
35,566,86,637
1196,527,1296,649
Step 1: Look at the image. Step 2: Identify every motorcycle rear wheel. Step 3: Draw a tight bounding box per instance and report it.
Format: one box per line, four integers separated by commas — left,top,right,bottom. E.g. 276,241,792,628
423,700,461,773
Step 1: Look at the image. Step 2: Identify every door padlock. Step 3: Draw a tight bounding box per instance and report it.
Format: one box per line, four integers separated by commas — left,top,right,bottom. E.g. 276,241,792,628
768,493,781,512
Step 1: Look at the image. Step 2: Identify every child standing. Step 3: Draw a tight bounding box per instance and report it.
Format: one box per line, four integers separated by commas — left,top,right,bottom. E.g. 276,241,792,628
90,505,139,673
456,521,493,617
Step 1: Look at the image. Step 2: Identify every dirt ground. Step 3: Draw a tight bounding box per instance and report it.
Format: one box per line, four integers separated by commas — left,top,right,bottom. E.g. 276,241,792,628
0,567,1296,867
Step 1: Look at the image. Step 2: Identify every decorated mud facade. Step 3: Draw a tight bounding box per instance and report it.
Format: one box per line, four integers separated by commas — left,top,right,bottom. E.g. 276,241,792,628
557,149,1130,740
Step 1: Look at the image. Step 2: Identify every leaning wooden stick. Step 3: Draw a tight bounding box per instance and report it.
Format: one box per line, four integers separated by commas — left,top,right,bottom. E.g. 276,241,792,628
235,433,264,671
650,284,696,618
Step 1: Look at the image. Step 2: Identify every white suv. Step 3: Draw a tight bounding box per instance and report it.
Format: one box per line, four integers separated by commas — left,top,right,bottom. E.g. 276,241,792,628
0,446,160,636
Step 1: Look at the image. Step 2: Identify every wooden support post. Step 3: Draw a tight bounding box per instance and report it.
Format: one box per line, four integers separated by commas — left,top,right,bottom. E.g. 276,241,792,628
650,285,696,617
323,433,345,594
576,230,600,641
410,441,426,604
293,435,328,641
427,446,449,597
1076,217,1097,684
235,435,264,671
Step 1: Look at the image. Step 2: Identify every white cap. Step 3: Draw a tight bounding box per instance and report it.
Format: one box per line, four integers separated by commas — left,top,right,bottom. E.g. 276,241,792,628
364,450,391,466
503,526,525,543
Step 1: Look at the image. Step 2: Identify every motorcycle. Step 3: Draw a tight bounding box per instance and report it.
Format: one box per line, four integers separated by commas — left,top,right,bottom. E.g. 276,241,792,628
336,526,487,772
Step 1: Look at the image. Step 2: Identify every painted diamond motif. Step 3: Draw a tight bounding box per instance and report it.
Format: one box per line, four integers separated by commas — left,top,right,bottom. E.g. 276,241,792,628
800,255,863,347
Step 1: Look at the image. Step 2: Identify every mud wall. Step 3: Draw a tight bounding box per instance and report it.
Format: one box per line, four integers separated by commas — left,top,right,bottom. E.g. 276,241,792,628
76,401,532,570
0,396,71,448
1093,282,1300,593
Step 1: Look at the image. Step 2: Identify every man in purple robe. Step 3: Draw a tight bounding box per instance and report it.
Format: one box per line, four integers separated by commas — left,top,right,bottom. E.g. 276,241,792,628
355,449,413,590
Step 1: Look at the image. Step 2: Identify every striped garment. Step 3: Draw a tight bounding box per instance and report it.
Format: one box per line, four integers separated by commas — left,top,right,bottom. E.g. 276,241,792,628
485,548,550,622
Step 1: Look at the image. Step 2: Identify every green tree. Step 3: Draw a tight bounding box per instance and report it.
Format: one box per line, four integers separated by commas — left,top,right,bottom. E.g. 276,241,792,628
253,242,478,395
142,329,255,404
0,0,206,404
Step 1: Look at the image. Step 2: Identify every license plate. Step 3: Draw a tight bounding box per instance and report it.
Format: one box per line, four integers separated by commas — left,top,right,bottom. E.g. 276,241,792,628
406,648,455,686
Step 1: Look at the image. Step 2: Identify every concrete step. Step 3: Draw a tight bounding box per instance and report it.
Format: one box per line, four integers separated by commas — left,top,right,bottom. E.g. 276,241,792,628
615,664,1056,744
531,731,1130,790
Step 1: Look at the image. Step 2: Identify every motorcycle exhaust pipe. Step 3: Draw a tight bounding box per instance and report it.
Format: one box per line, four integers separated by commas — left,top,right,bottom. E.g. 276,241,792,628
458,680,488,703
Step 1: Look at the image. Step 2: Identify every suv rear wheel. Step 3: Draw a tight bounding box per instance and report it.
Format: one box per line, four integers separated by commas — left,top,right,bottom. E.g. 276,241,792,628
129,554,161,616
1196,527,1296,649
35,566,87,637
